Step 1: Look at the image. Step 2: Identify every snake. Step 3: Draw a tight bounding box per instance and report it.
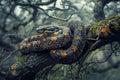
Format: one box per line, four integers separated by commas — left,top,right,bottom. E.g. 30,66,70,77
19,25,72,54
18,20,86,64
19,15,120,64
10,16,120,77
50,20,86,64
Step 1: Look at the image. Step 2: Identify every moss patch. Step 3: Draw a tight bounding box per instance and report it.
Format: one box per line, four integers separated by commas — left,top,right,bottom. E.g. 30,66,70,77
88,15,120,38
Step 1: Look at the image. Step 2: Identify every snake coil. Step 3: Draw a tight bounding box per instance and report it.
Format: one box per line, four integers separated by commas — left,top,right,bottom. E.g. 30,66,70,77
19,20,86,64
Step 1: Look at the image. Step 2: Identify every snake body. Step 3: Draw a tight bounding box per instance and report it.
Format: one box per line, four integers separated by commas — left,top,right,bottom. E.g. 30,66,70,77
50,20,86,64
10,16,120,77
19,20,86,64
19,25,72,54
20,18,119,63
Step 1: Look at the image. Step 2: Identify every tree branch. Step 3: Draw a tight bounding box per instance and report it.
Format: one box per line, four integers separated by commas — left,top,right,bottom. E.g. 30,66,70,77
13,0,57,6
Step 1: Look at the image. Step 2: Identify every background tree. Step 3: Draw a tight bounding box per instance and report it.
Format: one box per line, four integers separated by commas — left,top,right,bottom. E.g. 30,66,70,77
0,0,120,80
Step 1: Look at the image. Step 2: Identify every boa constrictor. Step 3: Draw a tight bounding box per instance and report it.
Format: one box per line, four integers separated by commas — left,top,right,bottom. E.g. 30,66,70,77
19,17,119,63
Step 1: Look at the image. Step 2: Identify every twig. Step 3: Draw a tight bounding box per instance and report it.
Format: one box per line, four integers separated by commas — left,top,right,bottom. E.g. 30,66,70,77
76,39,114,77
13,0,57,6
37,7,75,21
2,4,16,32
14,1,75,22
0,49,19,66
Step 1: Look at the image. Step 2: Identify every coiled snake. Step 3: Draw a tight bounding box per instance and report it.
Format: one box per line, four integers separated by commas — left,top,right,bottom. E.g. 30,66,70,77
19,20,86,64
19,25,72,54
10,16,120,77
19,17,120,64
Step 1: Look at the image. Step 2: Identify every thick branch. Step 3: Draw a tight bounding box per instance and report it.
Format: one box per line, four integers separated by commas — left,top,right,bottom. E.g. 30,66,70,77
94,0,120,21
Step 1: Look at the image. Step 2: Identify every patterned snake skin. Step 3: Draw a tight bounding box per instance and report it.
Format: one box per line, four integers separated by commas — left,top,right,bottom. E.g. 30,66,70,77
19,20,86,63
50,20,86,63
19,25,72,54
19,16,120,63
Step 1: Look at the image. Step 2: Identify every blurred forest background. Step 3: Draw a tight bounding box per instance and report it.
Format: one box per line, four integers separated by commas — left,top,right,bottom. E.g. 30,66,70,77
0,0,120,80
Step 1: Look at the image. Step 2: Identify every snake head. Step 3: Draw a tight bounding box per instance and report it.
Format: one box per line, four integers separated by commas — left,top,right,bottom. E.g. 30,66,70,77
36,25,60,34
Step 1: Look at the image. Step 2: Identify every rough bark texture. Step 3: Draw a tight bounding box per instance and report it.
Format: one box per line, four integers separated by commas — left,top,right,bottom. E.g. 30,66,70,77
93,0,120,21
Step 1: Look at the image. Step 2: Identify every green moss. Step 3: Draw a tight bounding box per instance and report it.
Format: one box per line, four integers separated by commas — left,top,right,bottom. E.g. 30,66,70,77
88,15,120,39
